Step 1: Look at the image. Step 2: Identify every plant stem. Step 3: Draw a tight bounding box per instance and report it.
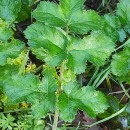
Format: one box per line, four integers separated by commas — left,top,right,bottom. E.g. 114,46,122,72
87,66,99,86
114,40,130,52
52,62,65,130
52,96,59,130
106,76,112,92
84,105,127,128
18,50,29,75
93,66,111,88
52,25,69,130
120,82,130,99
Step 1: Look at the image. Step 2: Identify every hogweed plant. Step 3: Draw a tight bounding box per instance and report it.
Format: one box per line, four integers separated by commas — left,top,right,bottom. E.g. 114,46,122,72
0,0,130,129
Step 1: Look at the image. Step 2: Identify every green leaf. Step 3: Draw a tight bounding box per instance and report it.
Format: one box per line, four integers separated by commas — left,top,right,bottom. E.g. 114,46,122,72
32,96,55,119
67,50,89,74
60,0,85,18
112,51,130,76
17,0,34,22
58,82,80,122
24,22,88,73
74,87,109,118
0,113,15,130
0,27,13,42
68,32,115,66
4,67,58,119
58,93,78,122
32,0,102,34
33,1,66,27
0,39,24,66
32,67,58,119
0,65,19,89
111,39,130,83
4,74,40,103
0,19,13,41
69,10,102,34
0,0,21,22
118,29,126,42
58,83,109,122
116,0,130,26
25,23,115,74
102,14,121,42
67,37,89,74
24,22,67,66
58,71,79,122
83,32,115,65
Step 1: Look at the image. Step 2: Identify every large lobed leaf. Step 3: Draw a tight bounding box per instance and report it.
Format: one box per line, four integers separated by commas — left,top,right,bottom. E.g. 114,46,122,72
32,67,58,119
24,22,67,66
58,82,109,122
25,1,115,74
101,14,123,42
32,1,101,34
24,23,115,74
69,10,102,34
4,67,58,119
4,74,40,103
3,66,109,121
0,0,113,124
58,70,109,122
33,1,66,27
67,32,115,71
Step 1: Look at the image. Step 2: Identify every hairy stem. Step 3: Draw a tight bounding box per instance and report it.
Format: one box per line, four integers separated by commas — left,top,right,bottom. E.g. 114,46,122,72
18,50,29,75
52,96,59,130
52,25,69,130
52,62,65,130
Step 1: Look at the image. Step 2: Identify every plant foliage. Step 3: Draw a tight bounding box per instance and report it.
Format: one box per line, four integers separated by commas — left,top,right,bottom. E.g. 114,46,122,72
0,0,130,129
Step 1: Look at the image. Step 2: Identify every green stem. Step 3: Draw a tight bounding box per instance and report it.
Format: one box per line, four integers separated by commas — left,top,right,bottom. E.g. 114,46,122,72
52,25,69,130
120,82,130,99
114,41,130,52
18,50,29,75
52,62,65,130
95,69,110,88
88,67,99,86
84,105,127,128
106,76,112,92
76,122,81,130
93,66,111,88
52,96,59,130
